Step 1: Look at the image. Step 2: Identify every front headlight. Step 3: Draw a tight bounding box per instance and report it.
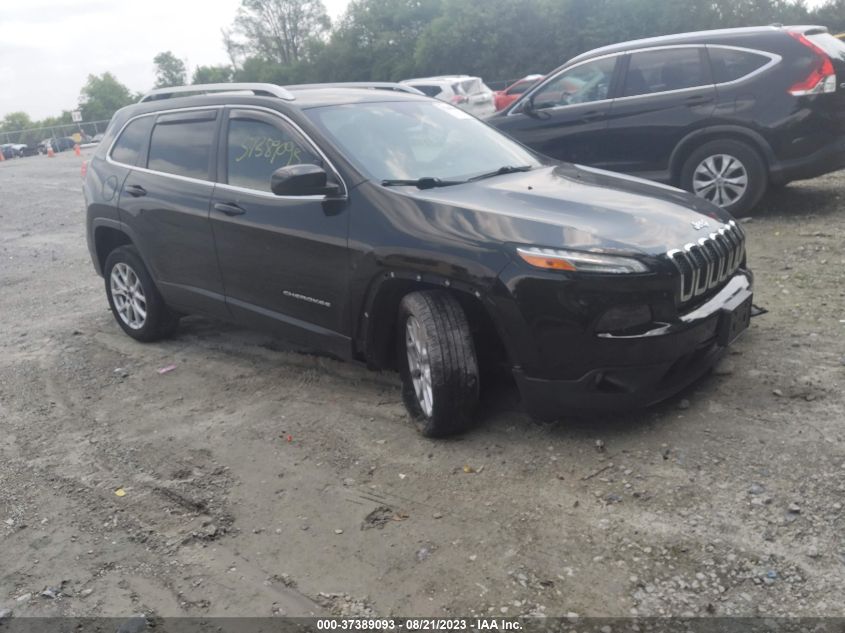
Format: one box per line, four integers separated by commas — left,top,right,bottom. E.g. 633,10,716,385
516,247,649,274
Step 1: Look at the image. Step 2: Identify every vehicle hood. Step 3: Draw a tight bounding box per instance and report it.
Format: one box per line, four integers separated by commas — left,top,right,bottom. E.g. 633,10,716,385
406,164,735,255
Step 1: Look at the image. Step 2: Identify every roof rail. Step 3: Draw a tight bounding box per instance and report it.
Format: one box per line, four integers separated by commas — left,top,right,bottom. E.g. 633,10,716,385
138,83,295,103
286,82,425,95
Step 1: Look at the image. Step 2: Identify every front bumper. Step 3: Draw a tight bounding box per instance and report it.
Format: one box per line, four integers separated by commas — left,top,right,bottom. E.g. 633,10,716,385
512,272,753,420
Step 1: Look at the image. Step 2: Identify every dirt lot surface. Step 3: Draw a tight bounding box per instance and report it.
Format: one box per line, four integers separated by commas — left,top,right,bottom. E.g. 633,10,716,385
1,149,844,620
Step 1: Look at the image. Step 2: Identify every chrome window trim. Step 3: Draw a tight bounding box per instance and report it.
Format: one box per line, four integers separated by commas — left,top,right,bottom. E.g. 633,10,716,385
508,43,781,115
106,105,222,177
105,104,348,200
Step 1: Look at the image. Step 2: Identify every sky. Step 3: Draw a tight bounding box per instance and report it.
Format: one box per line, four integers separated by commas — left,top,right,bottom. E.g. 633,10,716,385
0,0,351,121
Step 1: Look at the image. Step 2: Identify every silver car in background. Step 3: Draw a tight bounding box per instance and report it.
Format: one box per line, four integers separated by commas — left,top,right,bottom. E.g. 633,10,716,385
400,75,496,117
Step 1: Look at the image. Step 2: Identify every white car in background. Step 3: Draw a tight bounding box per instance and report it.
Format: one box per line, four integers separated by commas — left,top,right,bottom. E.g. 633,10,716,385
400,75,496,118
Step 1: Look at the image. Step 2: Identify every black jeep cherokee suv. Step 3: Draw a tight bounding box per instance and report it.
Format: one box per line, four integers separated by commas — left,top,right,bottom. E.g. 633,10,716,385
84,83,753,436
489,25,845,216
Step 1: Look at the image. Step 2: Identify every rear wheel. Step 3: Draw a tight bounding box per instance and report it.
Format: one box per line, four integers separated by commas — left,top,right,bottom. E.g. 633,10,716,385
104,246,179,342
680,140,767,216
397,291,479,437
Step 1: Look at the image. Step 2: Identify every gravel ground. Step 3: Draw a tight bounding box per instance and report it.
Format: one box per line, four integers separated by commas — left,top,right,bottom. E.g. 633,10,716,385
0,149,843,620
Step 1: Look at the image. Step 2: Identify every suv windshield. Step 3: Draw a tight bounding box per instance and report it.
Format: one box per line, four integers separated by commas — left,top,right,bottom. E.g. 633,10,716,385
305,100,540,182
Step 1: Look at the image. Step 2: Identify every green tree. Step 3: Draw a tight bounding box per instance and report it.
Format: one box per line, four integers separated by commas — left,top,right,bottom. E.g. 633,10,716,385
153,51,187,88
310,0,442,81
192,65,234,84
810,0,845,32
0,111,33,133
78,72,134,122
232,0,331,66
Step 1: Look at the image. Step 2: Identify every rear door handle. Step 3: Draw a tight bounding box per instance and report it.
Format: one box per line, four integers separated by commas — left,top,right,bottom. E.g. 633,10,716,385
214,202,246,216
125,184,146,197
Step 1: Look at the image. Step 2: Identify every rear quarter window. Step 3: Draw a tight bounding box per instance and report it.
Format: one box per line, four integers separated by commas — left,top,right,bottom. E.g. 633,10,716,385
708,47,773,83
110,116,154,166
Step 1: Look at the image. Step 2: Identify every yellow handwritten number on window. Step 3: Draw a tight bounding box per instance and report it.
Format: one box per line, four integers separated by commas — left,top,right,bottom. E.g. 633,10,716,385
236,136,303,165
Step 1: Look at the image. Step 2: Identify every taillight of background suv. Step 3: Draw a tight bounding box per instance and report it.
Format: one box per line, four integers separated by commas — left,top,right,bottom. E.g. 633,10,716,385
788,31,837,96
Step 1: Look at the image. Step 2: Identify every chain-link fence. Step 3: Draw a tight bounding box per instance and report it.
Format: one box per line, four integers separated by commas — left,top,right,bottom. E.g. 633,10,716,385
1,120,110,146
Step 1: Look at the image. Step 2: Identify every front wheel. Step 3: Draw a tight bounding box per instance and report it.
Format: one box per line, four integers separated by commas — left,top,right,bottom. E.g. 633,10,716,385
397,291,479,437
680,140,767,216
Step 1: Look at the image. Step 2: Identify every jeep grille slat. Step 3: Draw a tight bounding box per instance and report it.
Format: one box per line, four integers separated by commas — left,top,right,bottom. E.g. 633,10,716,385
665,220,745,303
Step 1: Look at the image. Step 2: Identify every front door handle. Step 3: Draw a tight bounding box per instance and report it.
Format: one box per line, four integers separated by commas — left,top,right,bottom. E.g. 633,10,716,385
685,95,713,106
581,110,604,122
214,202,246,216
125,184,146,197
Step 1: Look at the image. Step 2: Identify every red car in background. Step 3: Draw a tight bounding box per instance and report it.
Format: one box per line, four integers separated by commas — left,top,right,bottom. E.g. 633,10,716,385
494,74,544,111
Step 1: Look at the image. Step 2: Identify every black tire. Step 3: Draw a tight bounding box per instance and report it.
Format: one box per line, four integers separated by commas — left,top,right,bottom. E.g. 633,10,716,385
397,291,480,437
680,139,767,216
104,245,179,342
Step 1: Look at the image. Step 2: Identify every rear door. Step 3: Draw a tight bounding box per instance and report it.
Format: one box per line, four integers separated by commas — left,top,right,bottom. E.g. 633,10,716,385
493,55,620,165
117,108,229,318
603,47,716,179
209,108,351,356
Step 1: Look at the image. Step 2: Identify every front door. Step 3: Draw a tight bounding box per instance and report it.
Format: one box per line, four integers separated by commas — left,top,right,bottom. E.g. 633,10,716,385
494,55,620,166
209,108,351,357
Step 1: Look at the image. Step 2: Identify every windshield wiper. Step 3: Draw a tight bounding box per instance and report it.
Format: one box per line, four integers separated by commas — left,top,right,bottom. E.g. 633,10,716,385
468,165,533,182
381,177,464,189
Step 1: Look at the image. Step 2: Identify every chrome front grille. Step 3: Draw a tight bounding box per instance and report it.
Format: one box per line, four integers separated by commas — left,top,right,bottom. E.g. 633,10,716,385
666,220,746,303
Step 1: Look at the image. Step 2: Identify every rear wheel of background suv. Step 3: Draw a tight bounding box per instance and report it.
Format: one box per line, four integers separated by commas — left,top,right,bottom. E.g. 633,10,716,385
397,290,479,437
104,245,179,342
680,139,767,216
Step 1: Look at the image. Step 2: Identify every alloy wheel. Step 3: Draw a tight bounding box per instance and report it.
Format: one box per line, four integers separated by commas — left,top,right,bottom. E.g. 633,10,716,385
405,315,434,417
110,262,147,330
692,154,749,207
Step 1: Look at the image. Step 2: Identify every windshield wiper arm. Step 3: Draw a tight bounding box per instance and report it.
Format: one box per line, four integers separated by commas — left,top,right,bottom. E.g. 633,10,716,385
468,165,533,182
381,177,464,189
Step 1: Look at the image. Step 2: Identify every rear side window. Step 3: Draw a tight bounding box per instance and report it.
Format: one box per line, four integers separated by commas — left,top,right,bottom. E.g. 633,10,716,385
708,47,772,83
147,115,216,180
110,116,153,166
226,115,320,192
623,48,710,97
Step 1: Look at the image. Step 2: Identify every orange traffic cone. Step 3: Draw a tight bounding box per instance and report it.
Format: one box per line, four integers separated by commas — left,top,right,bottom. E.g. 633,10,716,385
74,144,81,157
47,146,55,158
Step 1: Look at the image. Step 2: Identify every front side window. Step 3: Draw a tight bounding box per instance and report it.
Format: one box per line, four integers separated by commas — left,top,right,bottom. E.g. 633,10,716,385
305,100,540,182
226,115,320,192
623,48,710,97
708,48,772,83
532,57,618,109
111,116,153,166
147,115,216,180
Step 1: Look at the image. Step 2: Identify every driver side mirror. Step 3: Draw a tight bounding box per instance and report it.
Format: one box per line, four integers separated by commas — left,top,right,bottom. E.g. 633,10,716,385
519,94,541,118
271,164,340,197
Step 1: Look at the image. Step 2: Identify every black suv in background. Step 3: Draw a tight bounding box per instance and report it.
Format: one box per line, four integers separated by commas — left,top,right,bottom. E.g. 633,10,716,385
489,26,845,215
85,83,753,437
